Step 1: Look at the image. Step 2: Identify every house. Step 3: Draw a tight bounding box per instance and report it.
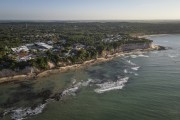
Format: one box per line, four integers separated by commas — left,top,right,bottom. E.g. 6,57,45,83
47,40,54,45
59,39,67,44
64,50,71,57
26,44,34,47
102,34,123,43
73,43,85,50
11,46,29,53
35,42,53,50
18,54,34,62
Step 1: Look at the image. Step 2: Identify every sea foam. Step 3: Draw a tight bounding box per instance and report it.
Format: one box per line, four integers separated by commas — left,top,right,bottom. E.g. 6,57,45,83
124,69,128,74
130,55,137,58
168,54,178,58
11,104,46,120
127,60,136,66
131,67,140,71
62,79,94,96
94,77,129,94
138,54,149,58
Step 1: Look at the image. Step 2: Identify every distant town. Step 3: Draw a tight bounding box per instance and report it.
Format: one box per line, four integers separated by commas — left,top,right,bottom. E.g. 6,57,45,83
0,21,172,74
8,33,141,62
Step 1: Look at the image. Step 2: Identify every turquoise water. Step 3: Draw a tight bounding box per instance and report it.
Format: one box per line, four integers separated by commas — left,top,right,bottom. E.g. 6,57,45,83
1,34,180,120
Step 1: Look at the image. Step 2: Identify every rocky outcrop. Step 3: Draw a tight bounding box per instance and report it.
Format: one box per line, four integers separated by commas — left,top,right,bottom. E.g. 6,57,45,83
48,62,55,69
102,42,153,57
150,44,169,50
121,43,152,51
0,67,39,78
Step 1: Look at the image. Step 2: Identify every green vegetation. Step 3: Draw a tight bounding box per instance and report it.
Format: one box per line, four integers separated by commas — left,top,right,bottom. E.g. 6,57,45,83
2,21,172,71
1,21,180,48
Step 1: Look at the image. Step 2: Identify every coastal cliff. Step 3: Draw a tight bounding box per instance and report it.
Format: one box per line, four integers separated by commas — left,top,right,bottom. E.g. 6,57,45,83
0,42,163,84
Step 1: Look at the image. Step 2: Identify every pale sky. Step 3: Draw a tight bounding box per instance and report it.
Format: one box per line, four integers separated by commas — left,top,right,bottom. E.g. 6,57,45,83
0,0,180,20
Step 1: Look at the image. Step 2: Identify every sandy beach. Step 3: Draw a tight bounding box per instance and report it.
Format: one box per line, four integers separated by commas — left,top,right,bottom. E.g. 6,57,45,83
138,34,169,38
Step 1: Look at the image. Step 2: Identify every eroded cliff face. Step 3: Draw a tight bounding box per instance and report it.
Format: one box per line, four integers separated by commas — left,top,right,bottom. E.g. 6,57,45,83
101,42,153,57
0,69,16,78
0,67,39,78
121,43,152,51
0,42,153,80
0,61,57,78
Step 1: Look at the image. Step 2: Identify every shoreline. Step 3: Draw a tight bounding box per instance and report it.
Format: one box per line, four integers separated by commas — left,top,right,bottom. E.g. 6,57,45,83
0,45,160,84
138,34,169,38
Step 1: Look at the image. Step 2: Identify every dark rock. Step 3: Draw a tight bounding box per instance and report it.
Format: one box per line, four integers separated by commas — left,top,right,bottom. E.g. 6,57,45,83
38,89,52,101
51,92,62,101
158,46,166,50
0,112,3,118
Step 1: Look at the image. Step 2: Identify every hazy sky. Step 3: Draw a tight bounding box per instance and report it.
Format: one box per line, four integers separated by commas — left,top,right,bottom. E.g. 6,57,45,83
0,0,180,20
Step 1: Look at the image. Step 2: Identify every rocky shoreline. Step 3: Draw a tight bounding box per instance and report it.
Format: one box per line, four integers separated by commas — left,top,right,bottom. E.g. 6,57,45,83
0,43,168,120
0,44,165,84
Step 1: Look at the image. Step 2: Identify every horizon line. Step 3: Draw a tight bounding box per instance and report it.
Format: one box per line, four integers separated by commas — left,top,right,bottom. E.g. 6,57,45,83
1,19,180,23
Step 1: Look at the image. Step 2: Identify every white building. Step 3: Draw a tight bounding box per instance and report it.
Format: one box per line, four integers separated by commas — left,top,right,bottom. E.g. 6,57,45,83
73,44,85,50
11,46,29,53
18,54,34,62
35,42,53,50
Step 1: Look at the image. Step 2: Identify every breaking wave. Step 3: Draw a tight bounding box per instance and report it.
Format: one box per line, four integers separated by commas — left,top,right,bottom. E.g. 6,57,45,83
129,54,149,58
94,77,129,94
62,87,79,96
124,69,128,74
127,60,136,66
6,104,47,120
134,73,139,76
131,67,140,71
138,54,149,58
3,79,95,120
62,79,94,96
130,55,137,58
168,54,178,58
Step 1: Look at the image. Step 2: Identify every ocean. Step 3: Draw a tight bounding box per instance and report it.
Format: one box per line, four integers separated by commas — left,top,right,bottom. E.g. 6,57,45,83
1,34,180,120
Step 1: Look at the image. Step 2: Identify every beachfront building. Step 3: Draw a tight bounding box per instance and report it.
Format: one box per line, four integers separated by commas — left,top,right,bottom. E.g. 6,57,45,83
73,43,85,50
11,46,29,53
58,39,67,45
35,42,53,51
102,34,123,43
17,54,34,62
